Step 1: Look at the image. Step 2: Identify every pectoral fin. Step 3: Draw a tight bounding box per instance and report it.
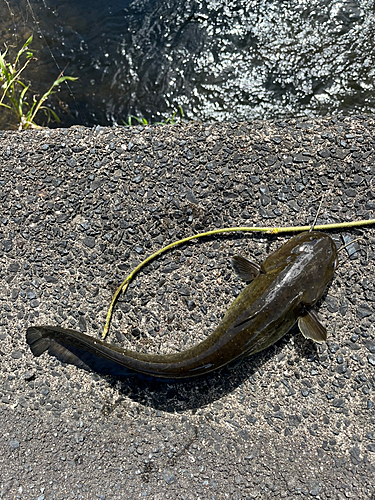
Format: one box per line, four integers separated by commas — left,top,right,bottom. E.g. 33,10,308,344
231,255,262,282
298,310,327,343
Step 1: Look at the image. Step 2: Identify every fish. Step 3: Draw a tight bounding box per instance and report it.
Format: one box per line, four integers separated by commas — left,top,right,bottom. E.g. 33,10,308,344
26,231,337,379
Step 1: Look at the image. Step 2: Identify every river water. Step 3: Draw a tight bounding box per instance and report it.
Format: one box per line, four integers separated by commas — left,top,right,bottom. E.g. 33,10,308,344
1,0,375,127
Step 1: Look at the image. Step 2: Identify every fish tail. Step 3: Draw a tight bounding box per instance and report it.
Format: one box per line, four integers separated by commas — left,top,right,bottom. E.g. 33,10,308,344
26,326,91,370
26,327,51,356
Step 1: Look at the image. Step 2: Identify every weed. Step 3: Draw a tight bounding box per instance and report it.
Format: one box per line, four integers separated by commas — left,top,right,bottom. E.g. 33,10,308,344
122,105,184,127
0,35,77,130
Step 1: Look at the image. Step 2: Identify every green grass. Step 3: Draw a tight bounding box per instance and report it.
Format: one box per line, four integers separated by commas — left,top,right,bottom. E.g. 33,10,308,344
0,35,77,130
122,105,184,127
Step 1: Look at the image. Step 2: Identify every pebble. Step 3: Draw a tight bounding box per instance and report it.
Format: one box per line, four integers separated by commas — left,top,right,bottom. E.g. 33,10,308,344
356,303,372,319
24,370,36,381
2,240,12,252
11,350,23,359
83,236,96,248
9,439,20,450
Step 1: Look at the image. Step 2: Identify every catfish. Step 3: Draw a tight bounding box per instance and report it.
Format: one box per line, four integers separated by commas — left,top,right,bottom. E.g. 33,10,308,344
26,231,337,378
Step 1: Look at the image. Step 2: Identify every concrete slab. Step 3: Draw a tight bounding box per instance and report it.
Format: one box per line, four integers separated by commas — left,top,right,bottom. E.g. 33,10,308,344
0,118,374,499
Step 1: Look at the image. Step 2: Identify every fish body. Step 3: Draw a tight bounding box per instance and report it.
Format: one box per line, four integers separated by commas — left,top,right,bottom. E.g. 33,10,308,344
26,231,337,379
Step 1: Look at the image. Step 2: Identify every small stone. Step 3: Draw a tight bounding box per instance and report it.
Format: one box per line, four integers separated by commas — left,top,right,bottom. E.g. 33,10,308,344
24,370,35,381
329,343,340,354
186,190,198,204
349,446,362,465
132,175,143,184
340,300,348,316
163,470,176,484
57,214,69,223
356,303,372,319
187,300,196,311
261,195,271,206
18,396,27,408
2,240,12,252
26,289,36,299
45,275,58,283
8,262,19,273
265,155,277,166
67,158,76,167
83,236,96,248
271,136,282,144
9,439,20,450
292,154,305,163
179,285,191,296
363,339,375,353
368,355,375,366
318,149,331,158
39,386,50,396
131,327,141,338
310,484,321,496
11,350,23,359
336,364,347,374
332,398,345,408
325,296,339,313
78,315,87,332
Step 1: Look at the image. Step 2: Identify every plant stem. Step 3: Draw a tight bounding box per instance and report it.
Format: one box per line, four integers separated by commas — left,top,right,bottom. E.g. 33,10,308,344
102,217,375,339
0,36,77,129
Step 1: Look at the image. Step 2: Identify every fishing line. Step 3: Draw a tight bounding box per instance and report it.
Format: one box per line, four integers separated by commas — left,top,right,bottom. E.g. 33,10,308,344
309,196,324,232
22,0,83,123
337,236,368,266
338,237,366,254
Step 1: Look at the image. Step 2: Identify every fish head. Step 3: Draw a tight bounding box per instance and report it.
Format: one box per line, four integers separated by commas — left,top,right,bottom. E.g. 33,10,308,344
262,231,338,306
292,231,338,306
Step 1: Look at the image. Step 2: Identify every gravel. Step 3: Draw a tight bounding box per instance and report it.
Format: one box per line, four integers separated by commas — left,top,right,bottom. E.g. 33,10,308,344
0,117,374,499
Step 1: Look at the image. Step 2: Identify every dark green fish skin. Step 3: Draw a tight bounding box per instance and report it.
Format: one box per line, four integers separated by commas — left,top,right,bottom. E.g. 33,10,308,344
26,231,337,379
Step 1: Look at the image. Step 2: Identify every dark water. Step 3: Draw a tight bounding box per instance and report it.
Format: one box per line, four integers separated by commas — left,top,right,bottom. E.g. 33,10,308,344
1,0,375,127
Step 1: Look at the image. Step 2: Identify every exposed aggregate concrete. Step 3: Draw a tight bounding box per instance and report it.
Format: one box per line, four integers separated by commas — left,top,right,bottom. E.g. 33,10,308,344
0,117,375,499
